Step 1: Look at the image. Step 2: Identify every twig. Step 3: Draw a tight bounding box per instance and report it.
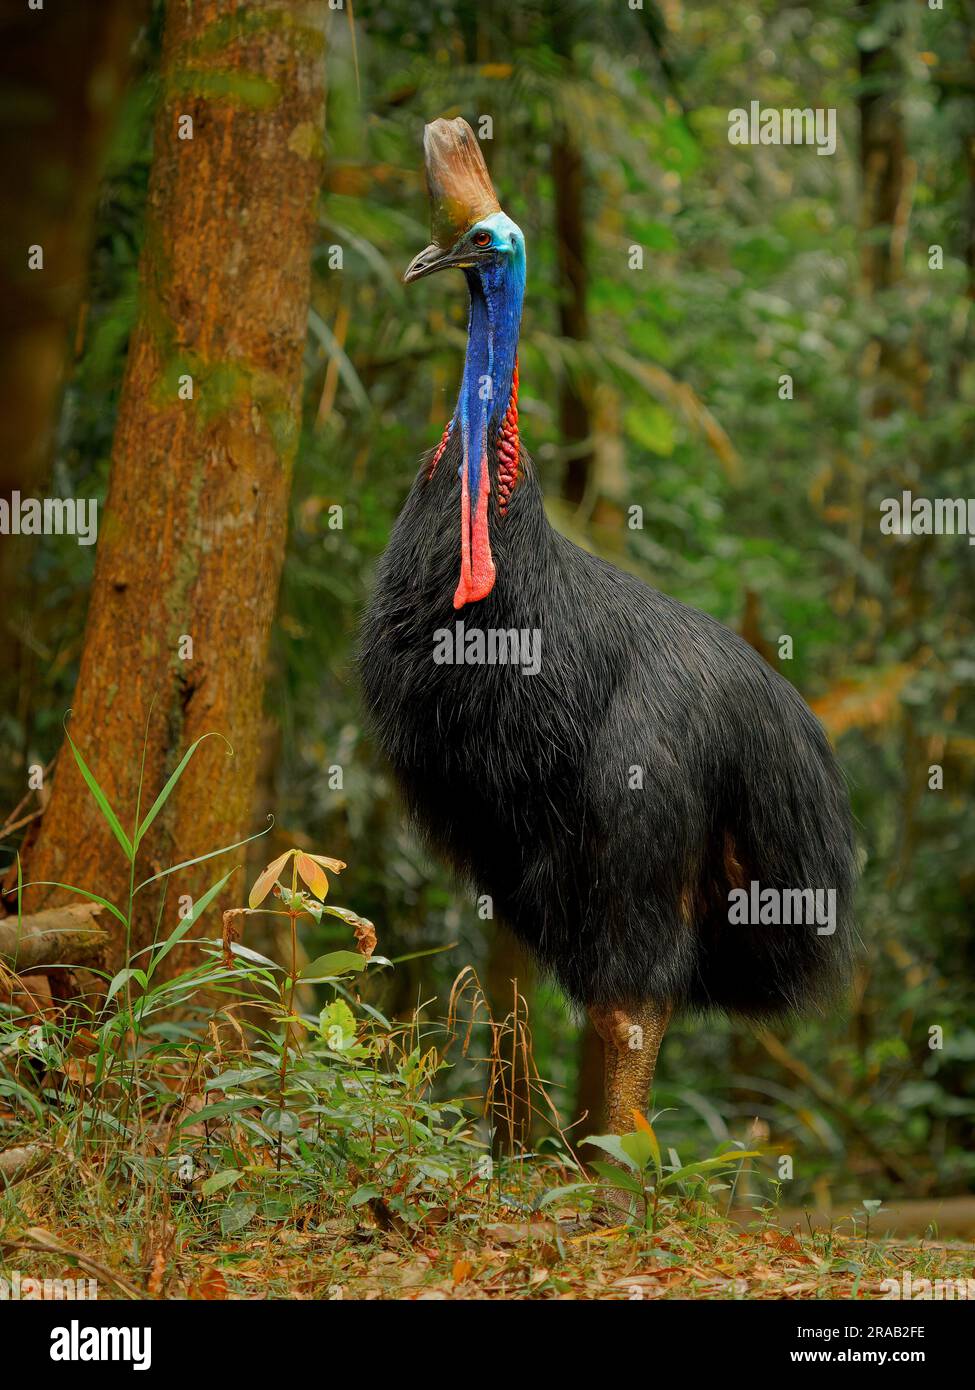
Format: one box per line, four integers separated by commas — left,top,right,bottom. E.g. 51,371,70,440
1,1227,143,1300
0,808,43,841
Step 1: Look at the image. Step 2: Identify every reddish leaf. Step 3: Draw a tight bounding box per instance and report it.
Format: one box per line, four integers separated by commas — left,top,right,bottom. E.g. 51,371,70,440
295,852,330,901
308,854,346,874
248,850,293,909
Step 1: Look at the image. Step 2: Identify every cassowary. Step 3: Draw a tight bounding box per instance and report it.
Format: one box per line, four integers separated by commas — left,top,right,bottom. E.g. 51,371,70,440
360,118,856,1141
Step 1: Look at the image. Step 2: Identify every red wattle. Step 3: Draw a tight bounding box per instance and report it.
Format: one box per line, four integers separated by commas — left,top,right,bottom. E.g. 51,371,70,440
453,448,495,609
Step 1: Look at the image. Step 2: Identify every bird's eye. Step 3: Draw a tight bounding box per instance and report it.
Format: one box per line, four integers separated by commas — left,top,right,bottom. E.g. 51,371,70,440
472,230,492,247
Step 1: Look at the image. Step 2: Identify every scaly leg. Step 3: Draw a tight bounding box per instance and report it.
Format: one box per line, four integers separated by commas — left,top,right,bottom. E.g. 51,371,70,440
589,1001,671,1135
588,1001,671,1223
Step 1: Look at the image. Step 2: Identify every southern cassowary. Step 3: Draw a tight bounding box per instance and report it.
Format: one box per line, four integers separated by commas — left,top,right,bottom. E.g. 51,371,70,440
360,118,856,1139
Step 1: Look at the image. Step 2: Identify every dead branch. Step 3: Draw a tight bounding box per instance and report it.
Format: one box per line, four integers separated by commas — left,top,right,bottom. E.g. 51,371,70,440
0,901,107,972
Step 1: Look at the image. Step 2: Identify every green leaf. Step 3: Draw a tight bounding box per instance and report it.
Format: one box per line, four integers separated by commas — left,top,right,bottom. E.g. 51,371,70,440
105,967,146,1006
299,949,369,981
184,1097,254,1126
625,402,675,457
320,999,356,1049
202,1169,244,1197
582,1133,639,1172
226,941,282,970
147,869,236,978
65,728,133,861
658,1150,762,1192
388,942,458,964
349,1184,381,1206
620,1129,655,1172
18,880,127,926
219,1199,256,1237
534,1182,596,1209
136,733,232,849
589,1161,644,1196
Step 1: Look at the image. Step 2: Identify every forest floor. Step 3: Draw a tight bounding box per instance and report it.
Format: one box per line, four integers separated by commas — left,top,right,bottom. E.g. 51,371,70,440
3,1160,973,1301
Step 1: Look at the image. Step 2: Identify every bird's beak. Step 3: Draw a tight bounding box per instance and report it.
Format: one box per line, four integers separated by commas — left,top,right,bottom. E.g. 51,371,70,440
404,241,470,284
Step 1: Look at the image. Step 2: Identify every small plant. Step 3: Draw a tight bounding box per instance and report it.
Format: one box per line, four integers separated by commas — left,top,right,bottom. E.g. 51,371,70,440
0,722,485,1287
541,1109,761,1231
237,846,384,1170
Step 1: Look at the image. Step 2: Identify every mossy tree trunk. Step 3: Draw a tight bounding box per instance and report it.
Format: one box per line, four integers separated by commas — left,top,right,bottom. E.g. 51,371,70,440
18,0,326,977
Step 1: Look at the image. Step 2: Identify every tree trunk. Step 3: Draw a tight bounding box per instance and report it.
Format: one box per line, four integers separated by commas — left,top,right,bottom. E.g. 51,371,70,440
16,0,327,978
552,121,593,508
0,1,144,505
0,1,146,805
857,8,920,418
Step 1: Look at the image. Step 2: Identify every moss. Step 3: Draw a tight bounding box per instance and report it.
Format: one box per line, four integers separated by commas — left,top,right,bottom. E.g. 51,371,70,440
167,68,281,109
186,7,327,60
155,352,296,464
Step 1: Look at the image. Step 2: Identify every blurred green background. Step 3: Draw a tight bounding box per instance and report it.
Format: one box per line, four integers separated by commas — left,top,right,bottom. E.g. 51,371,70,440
4,0,974,1210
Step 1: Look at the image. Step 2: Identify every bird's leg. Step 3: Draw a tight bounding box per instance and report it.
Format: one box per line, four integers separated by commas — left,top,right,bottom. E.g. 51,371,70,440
588,1001,671,1222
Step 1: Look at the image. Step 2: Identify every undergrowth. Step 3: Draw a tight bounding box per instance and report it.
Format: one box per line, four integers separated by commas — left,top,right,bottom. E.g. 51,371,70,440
0,730,970,1299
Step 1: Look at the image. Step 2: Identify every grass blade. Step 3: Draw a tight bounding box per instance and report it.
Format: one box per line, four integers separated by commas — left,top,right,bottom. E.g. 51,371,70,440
135,733,232,849
65,729,133,861
135,820,273,894
147,868,236,978
19,880,127,926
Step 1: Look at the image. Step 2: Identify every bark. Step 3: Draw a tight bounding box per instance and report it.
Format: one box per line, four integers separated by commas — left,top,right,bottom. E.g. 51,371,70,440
18,1,327,979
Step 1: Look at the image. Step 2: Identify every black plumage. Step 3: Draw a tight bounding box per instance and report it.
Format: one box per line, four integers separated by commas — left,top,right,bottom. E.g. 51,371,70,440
359,429,857,1019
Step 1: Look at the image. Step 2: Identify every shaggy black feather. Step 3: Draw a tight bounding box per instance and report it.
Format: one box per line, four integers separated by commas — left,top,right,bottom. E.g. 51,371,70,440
359,433,857,1016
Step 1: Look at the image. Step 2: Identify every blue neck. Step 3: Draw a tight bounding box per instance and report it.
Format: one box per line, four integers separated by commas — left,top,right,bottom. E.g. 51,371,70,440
456,244,525,497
